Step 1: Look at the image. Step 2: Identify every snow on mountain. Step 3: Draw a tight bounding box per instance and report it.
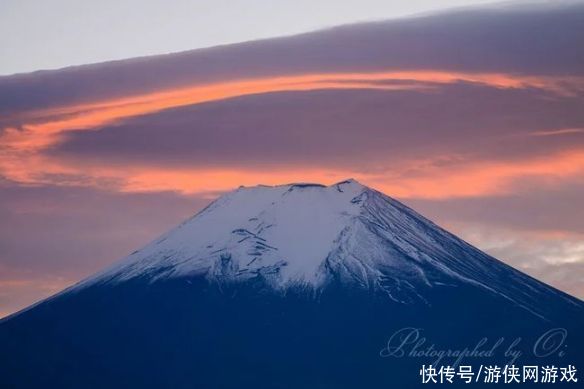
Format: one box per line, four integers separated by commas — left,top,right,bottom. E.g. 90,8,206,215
81,180,363,287
73,179,575,318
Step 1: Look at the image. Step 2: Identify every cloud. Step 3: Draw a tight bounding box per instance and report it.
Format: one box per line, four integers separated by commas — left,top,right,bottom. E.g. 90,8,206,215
530,128,584,137
406,180,584,234
3,84,580,199
0,270,73,319
1,2,582,201
0,181,213,318
0,181,208,274
435,223,584,299
404,181,584,298
3,71,577,152
1,1,583,115
37,85,584,165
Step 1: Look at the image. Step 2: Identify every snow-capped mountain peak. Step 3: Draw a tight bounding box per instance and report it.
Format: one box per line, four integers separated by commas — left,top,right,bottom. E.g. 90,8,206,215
75,179,575,318
87,179,367,287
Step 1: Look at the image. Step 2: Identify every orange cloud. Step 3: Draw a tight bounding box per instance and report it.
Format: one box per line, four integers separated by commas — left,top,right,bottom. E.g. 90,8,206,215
0,275,74,319
370,150,584,199
1,69,583,202
3,70,581,153
530,128,584,137
5,147,581,200
125,149,584,199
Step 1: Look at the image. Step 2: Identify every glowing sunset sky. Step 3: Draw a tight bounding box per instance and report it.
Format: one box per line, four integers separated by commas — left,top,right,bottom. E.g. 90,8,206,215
1,0,583,317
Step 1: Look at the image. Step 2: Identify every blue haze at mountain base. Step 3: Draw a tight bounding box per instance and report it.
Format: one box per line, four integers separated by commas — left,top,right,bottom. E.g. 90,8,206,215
0,272,582,388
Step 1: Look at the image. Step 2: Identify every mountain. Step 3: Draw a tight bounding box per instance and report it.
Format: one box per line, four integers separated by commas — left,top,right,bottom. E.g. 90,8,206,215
1,180,582,388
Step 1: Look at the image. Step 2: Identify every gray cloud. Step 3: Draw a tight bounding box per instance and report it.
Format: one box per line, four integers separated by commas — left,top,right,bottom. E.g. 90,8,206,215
433,222,584,299
0,179,220,317
1,2,583,115
48,85,584,169
404,180,584,234
403,182,584,299
0,180,208,278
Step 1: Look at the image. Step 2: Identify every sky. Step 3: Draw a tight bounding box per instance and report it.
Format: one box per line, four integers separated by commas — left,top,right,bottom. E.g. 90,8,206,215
1,0,583,318
2,0,508,75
